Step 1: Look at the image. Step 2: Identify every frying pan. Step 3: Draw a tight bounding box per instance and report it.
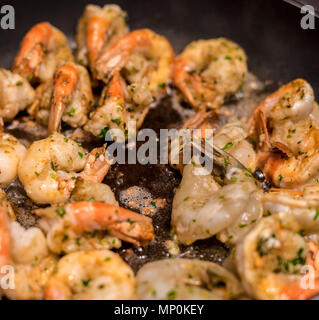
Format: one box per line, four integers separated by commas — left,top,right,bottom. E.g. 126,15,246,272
0,0,319,295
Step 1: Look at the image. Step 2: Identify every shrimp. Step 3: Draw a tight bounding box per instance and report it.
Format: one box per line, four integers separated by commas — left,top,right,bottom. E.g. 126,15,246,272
44,250,135,300
95,29,174,93
70,178,118,205
85,29,174,138
214,119,257,171
84,73,152,138
29,63,93,133
236,212,319,300
249,79,319,188
172,163,263,245
17,133,110,204
171,119,260,244
170,110,255,173
0,204,57,300
79,146,111,183
263,185,319,234
76,4,129,72
173,38,247,110
136,258,243,300
34,201,155,255
12,22,73,83
0,68,35,121
0,130,26,187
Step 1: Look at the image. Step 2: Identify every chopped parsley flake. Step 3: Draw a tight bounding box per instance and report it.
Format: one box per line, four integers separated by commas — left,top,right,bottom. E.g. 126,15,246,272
167,290,177,300
111,118,122,126
158,82,166,90
99,126,109,138
222,142,233,151
67,108,75,117
56,207,66,218
82,279,91,287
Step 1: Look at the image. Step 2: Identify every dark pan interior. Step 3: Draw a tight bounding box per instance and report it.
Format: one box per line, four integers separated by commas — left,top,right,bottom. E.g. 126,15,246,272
2,0,319,89
1,0,319,275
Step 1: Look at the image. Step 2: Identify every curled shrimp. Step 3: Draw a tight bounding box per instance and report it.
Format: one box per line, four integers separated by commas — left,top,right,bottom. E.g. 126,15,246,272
136,258,243,300
171,120,260,244
76,4,129,72
35,201,155,254
214,119,257,171
0,203,57,300
236,212,319,300
84,73,152,138
17,133,110,204
173,38,247,110
85,29,174,138
0,68,35,121
0,130,26,187
12,22,73,83
29,63,93,134
249,79,319,188
172,164,262,245
44,250,135,300
95,29,174,95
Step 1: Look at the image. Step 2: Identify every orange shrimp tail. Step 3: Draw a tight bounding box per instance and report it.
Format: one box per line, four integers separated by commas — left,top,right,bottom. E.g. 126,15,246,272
44,282,70,300
12,22,52,80
95,29,152,80
280,242,319,300
173,56,216,110
80,145,110,183
67,202,155,246
0,204,11,268
173,57,196,107
250,103,271,151
280,281,319,300
48,63,79,134
0,117,4,133
259,152,285,186
87,15,110,68
107,73,125,99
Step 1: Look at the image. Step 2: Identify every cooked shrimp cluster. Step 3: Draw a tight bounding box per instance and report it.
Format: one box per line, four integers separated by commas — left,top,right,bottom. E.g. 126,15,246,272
173,38,247,110
0,3,318,301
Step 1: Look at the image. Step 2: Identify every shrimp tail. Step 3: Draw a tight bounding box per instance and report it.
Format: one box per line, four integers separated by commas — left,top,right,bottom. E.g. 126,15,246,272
12,22,53,80
66,202,155,246
87,15,110,69
44,282,70,300
173,57,196,107
0,204,11,268
80,145,111,183
95,29,151,81
48,64,79,134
